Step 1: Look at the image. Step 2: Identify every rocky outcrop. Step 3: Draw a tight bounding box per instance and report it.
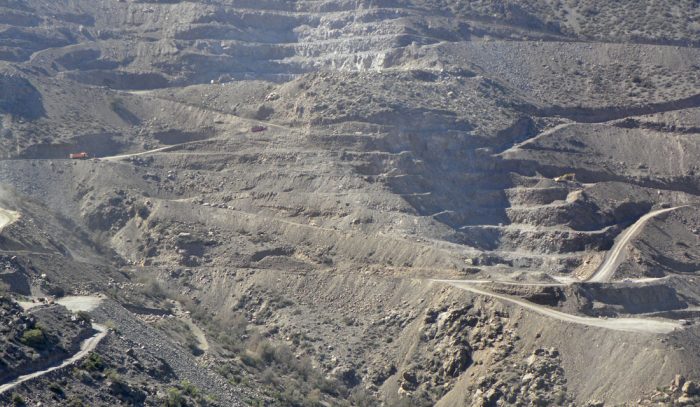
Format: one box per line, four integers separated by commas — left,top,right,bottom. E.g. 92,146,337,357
394,302,518,405
637,375,700,406
469,347,571,407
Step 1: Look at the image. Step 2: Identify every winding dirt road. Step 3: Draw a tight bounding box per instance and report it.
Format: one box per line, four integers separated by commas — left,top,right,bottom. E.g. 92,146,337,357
101,145,180,162
100,137,232,162
0,324,107,395
432,207,692,334
432,278,565,287
587,206,688,283
0,296,108,395
446,281,681,334
498,122,574,155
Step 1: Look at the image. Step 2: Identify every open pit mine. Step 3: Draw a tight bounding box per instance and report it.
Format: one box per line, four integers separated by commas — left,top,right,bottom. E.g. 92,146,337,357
0,1,700,406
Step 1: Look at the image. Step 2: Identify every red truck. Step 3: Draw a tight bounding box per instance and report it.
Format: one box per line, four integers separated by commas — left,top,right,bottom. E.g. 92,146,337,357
69,152,89,159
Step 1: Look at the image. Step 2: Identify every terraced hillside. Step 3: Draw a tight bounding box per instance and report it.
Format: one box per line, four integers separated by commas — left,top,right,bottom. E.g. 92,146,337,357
0,1,699,406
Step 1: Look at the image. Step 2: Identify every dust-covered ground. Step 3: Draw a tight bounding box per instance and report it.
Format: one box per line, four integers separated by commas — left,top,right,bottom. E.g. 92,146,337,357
0,1,699,406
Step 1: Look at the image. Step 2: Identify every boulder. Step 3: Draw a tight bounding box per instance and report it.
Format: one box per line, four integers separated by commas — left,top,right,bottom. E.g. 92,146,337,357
400,370,418,391
682,380,699,396
677,395,695,406
331,364,361,387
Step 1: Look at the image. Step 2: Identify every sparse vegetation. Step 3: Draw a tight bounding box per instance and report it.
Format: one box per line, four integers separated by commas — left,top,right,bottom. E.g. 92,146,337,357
137,275,167,300
103,320,118,332
161,381,211,407
214,331,352,406
163,388,185,407
67,398,85,407
81,352,105,372
180,380,200,398
48,382,65,397
20,327,48,349
75,311,92,325
0,1,699,406
11,393,25,406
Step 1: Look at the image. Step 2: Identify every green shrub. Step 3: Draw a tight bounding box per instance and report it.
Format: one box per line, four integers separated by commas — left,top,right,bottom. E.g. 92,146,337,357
180,380,200,397
139,277,166,299
81,352,105,372
67,398,85,407
240,352,260,367
74,368,93,384
304,388,323,406
317,377,344,397
48,382,65,396
275,347,296,371
20,328,47,349
76,311,92,325
349,388,375,407
105,369,121,382
104,320,118,332
258,341,276,365
11,393,25,406
261,368,277,385
163,388,185,407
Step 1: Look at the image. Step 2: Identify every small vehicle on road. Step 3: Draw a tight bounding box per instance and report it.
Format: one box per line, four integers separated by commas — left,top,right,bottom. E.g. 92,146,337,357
251,125,267,133
69,152,89,159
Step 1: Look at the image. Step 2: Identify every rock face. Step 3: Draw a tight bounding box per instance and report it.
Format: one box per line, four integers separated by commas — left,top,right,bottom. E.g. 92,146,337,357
0,0,698,406
389,300,522,405
468,347,571,406
683,380,699,396
636,375,700,406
